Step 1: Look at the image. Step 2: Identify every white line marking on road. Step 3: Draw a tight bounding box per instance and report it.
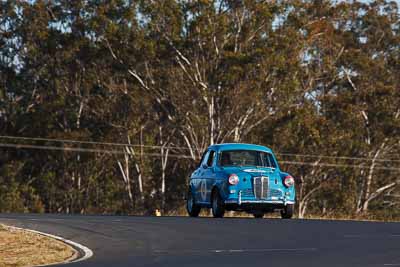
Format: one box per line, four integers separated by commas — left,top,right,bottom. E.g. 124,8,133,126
218,248,317,253
384,264,400,266
229,250,244,253
155,248,317,254
6,225,93,264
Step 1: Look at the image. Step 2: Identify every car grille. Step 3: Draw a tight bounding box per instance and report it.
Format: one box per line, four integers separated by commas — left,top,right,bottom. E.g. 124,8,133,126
270,189,283,198
241,188,254,198
253,176,269,199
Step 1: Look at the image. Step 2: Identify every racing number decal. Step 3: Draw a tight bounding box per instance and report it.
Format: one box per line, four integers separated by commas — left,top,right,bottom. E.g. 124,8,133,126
200,180,207,202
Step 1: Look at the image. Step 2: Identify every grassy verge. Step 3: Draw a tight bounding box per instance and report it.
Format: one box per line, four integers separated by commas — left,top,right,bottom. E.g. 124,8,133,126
0,224,77,267
163,205,400,222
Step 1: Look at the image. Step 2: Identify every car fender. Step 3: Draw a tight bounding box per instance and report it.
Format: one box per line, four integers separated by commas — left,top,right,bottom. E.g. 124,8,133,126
211,178,228,200
279,172,296,201
188,179,199,197
188,183,195,194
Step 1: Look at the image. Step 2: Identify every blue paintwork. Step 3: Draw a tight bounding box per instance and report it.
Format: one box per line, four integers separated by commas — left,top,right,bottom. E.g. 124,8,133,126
189,143,295,210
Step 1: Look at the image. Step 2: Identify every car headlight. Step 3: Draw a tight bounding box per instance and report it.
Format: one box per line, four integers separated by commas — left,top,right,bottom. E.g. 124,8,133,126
228,174,239,185
283,175,295,187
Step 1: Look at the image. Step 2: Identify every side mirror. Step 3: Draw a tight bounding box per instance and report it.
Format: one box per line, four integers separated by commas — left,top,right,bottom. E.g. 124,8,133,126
202,164,208,169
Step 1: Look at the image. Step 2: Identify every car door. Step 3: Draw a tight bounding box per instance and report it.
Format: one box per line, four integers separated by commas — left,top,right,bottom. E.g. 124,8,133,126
195,150,210,203
191,150,206,198
199,150,216,205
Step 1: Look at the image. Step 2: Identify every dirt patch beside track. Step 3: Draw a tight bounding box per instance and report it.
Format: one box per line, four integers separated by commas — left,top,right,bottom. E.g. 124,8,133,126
0,224,76,267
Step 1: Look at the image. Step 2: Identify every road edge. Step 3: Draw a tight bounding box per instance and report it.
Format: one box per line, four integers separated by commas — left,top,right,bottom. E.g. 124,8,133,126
6,225,93,266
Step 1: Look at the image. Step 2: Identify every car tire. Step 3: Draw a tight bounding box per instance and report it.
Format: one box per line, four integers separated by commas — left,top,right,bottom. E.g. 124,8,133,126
211,189,225,218
253,212,264,219
281,204,294,219
187,190,201,217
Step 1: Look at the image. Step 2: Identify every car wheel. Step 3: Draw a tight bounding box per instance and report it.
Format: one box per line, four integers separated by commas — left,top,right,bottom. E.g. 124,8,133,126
187,190,201,217
253,212,264,219
211,190,225,218
281,204,294,219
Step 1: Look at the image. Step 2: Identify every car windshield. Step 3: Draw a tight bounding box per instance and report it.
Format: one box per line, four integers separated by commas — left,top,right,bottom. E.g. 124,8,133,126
218,150,277,168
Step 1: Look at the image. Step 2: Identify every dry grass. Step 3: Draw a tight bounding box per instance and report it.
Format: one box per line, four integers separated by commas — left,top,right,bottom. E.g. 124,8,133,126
165,206,283,218
0,224,77,267
164,206,400,222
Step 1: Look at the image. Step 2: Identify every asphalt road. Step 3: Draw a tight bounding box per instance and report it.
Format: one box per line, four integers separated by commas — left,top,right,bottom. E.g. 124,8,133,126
1,214,400,267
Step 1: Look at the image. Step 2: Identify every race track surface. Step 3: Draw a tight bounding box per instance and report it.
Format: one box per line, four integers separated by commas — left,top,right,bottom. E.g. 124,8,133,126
1,214,399,267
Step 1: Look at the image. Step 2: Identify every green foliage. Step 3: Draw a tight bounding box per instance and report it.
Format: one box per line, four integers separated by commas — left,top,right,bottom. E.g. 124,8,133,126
0,0,399,219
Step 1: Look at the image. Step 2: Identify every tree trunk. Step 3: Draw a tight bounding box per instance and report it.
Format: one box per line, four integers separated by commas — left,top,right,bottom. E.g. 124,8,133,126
357,140,387,213
209,95,215,145
117,153,134,209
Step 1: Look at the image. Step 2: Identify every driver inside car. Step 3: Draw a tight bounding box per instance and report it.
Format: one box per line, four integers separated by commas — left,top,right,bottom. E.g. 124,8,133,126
221,153,232,166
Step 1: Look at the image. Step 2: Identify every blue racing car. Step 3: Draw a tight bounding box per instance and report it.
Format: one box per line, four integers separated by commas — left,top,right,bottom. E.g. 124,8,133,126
187,143,296,218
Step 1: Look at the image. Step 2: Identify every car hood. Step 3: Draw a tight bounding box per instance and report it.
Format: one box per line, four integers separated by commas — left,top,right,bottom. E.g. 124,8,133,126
220,166,277,177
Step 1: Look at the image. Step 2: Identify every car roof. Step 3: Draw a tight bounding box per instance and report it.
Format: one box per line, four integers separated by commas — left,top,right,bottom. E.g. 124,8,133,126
208,143,272,153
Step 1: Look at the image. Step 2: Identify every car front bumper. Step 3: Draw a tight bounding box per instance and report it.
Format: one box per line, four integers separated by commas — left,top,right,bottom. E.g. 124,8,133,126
225,199,295,205
224,190,295,206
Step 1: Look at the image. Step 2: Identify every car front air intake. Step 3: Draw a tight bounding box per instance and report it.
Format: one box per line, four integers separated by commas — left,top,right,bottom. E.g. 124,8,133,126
253,176,269,199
